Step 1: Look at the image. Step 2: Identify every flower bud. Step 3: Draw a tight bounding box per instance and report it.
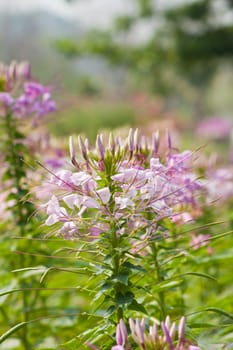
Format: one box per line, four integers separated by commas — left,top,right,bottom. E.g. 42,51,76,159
78,135,88,161
152,130,160,155
8,61,17,81
134,128,140,153
17,61,31,80
166,129,172,150
116,319,128,346
69,136,80,170
96,134,105,161
108,132,116,154
128,128,134,155
178,316,185,344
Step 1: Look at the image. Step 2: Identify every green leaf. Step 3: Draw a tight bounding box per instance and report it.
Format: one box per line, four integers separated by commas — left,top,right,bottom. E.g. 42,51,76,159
204,308,233,320
155,279,183,292
123,261,146,272
100,281,113,292
115,291,134,306
188,323,218,329
180,272,217,282
128,299,147,314
113,273,129,286
0,322,27,344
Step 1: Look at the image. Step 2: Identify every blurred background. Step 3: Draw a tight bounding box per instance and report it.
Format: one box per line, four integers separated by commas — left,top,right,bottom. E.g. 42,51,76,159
0,0,233,146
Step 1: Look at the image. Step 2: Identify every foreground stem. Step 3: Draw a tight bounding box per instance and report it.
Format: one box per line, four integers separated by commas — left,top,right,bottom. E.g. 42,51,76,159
151,242,166,320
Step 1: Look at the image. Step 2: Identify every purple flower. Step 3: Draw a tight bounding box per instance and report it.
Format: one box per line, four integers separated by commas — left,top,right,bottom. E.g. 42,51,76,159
116,319,128,346
0,93,13,107
39,131,204,240
0,70,56,121
24,82,49,99
112,317,202,350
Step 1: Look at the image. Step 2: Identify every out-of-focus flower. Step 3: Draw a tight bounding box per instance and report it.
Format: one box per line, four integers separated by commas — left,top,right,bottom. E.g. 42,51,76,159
12,82,55,121
196,117,232,141
202,167,233,204
0,60,31,91
0,61,55,122
191,234,211,250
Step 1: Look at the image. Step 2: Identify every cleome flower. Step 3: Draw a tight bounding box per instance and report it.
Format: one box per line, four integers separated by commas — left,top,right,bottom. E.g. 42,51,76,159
112,317,201,350
0,61,55,122
40,130,202,241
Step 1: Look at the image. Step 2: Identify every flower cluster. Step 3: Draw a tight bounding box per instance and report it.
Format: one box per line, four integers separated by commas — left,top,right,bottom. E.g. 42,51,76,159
112,317,201,350
196,116,232,141
41,130,202,240
203,167,233,204
0,61,55,121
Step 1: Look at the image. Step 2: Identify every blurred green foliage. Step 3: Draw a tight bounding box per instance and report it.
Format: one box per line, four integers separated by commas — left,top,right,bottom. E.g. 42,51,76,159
49,100,136,140
57,0,233,115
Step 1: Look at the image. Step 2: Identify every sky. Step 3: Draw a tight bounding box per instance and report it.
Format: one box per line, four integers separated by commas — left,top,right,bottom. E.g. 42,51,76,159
0,0,196,28
0,0,135,28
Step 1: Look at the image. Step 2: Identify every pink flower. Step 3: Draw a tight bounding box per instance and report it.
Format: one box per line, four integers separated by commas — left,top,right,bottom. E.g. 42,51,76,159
196,116,232,140
39,130,203,239
191,234,211,250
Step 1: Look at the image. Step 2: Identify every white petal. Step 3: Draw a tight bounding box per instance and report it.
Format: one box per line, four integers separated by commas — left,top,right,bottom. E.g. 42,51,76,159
96,187,111,204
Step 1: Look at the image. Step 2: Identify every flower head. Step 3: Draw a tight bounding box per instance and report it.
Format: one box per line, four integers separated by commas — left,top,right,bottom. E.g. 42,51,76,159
112,317,201,350
39,130,202,241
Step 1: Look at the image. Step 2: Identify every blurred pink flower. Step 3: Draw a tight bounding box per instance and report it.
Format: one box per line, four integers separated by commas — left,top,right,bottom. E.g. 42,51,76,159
196,117,232,140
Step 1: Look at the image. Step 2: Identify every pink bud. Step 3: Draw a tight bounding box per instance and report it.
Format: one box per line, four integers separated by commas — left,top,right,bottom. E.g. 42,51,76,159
178,316,185,344
96,134,105,160
134,129,140,152
108,132,116,154
8,61,17,80
116,319,128,346
69,136,80,169
128,128,134,153
78,135,88,161
17,61,31,80
166,129,172,150
152,130,160,155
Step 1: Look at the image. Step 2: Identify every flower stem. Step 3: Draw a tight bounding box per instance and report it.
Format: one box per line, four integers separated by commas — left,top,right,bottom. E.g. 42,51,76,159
4,113,31,349
151,242,166,320
111,227,124,322
5,113,26,235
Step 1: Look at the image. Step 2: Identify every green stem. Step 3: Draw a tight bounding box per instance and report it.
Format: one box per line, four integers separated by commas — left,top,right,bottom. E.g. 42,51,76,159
151,242,166,320
5,113,26,235
111,224,124,322
21,285,30,350
5,113,30,349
